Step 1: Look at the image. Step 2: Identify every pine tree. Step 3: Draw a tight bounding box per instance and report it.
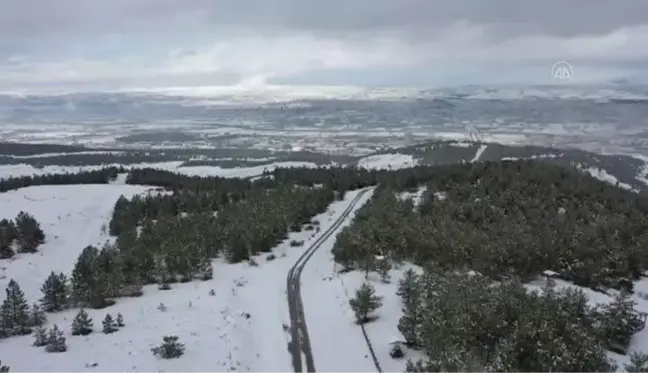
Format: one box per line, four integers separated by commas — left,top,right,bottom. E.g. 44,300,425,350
405,359,427,373
376,258,392,283
0,279,31,335
595,291,638,348
14,211,45,253
71,245,110,308
97,243,123,298
40,272,69,312
396,268,419,304
71,309,93,336
0,220,15,259
397,284,423,347
151,335,185,359
45,325,67,353
116,313,125,327
102,314,118,334
625,351,648,372
28,303,46,327
32,326,48,347
0,360,8,372
349,282,383,324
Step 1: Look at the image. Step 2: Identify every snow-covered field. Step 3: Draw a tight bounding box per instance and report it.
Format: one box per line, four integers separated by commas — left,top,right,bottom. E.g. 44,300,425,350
357,154,417,170
0,184,371,372
0,161,319,180
0,184,154,300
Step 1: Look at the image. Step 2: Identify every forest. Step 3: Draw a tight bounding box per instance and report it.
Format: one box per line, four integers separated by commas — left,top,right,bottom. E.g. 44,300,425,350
331,160,648,372
3,159,648,371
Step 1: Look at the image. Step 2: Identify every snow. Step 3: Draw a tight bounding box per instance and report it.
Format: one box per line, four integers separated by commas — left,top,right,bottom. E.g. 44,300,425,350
576,164,638,192
299,185,427,372
0,161,319,180
397,186,427,206
631,154,648,188
501,153,562,161
357,154,417,170
300,188,379,372
0,183,369,372
471,144,488,163
0,184,154,300
449,141,472,148
334,264,426,372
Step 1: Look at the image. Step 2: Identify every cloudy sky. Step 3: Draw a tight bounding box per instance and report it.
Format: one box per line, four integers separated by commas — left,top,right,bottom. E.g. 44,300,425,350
1,0,647,92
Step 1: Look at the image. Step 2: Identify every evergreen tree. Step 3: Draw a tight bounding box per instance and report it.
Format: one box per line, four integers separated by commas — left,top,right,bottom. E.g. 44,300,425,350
595,291,638,348
32,326,48,347
405,359,426,373
97,243,122,298
0,279,31,335
28,303,46,327
71,245,110,308
45,325,67,353
396,268,419,305
625,352,648,373
376,258,392,283
397,283,423,347
14,211,45,253
116,313,125,327
40,272,69,312
71,309,93,336
151,335,185,359
0,219,16,259
349,282,383,324
102,314,118,334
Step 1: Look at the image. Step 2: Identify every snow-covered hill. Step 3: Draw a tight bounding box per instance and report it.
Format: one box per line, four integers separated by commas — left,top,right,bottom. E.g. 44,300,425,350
0,185,386,372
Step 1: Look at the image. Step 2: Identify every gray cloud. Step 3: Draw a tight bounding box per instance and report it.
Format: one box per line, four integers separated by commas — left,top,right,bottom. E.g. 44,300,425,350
1,0,647,91
2,0,647,42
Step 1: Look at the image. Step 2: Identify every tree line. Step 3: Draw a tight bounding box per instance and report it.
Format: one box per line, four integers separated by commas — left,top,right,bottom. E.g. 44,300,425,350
0,167,124,193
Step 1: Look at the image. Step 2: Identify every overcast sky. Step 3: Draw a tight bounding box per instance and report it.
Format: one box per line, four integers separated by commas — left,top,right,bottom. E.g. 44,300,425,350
1,0,647,92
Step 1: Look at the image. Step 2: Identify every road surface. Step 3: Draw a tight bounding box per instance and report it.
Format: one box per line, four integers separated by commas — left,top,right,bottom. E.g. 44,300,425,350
286,189,369,372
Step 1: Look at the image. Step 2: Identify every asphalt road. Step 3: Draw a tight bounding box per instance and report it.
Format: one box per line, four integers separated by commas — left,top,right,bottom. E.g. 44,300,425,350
286,189,369,373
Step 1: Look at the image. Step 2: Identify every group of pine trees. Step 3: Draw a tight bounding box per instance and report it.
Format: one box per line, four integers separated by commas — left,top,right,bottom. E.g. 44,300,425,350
0,280,46,338
0,212,45,258
393,267,648,372
0,167,123,193
0,275,128,357
110,183,335,271
333,161,648,290
326,160,648,371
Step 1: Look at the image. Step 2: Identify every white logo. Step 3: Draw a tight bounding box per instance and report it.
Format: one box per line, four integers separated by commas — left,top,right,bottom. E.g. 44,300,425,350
551,60,574,82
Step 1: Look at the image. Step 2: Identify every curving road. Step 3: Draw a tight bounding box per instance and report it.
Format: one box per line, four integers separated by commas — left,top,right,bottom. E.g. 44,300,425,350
286,189,369,373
